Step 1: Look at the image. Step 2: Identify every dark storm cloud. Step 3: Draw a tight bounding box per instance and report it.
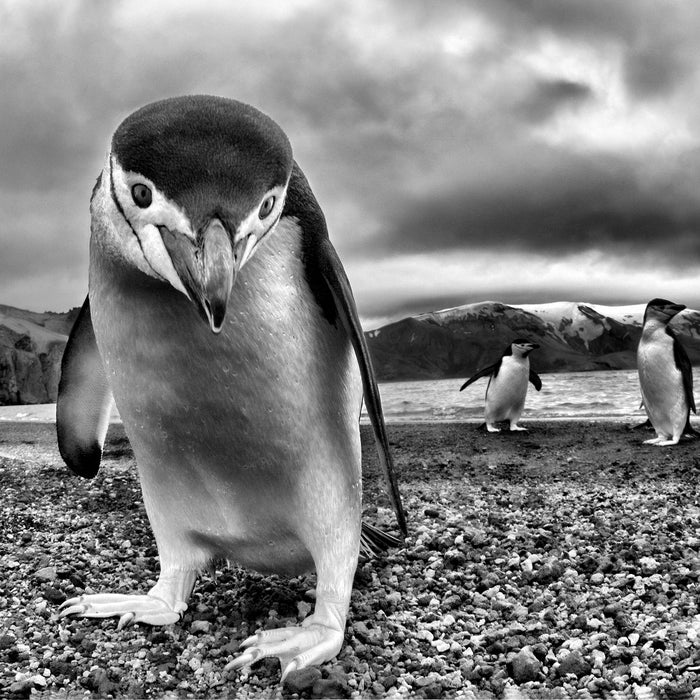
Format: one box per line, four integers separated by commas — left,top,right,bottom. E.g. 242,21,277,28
482,0,700,98
380,147,700,263
516,79,593,123
3,0,700,316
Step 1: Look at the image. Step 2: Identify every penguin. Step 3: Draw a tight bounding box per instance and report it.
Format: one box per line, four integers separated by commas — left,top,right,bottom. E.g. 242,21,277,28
459,339,541,432
637,298,695,446
55,95,406,680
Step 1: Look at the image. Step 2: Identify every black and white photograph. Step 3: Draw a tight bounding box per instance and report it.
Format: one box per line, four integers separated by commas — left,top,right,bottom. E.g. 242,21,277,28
3,1,700,698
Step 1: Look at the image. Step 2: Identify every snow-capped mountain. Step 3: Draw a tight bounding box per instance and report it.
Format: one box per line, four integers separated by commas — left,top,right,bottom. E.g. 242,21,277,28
3,300,700,403
366,301,700,381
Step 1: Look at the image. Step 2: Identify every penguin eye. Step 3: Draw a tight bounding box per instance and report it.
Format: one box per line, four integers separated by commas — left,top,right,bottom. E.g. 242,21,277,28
258,195,275,219
131,184,152,208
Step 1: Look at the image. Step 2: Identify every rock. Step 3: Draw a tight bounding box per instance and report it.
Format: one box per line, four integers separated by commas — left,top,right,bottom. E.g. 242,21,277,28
558,650,593,678
509,646,542,683
84,668,118,695
312,670,350,698
8,679,33,698
614,611,635,634
42,586,66,604
190,620,211,634
0,634,16,650
284,667,322,695
535,559,563,583
34,566,57,582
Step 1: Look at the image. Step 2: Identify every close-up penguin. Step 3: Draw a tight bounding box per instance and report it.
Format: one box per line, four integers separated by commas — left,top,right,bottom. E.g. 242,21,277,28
637,298,696,446
55,95,407,680
459,339,542,432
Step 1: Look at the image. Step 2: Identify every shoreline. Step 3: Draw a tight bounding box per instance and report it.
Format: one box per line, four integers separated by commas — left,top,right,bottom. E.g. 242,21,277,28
0,402,651,426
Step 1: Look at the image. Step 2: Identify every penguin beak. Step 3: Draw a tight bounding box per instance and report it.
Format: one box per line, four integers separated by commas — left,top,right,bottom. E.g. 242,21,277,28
160,218,235,334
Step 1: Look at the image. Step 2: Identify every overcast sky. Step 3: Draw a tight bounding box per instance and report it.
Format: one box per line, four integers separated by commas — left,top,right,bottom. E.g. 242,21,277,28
3,0,700,328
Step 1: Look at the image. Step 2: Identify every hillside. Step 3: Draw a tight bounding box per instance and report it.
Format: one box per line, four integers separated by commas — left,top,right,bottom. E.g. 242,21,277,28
3,300,700,403
0,305,78,405
366,301,700,381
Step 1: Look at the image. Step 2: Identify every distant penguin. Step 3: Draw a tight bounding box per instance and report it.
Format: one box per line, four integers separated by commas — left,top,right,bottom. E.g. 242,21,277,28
459,339,541,432
637,298,695,446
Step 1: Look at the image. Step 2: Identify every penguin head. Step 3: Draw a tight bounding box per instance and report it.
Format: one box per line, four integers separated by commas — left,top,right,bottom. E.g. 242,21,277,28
508,339,539,358
96,95,293,333
643,298,686,325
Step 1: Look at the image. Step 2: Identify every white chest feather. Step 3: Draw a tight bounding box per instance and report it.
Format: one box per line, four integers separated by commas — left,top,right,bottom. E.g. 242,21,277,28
89,216,363,571
485,356,529,419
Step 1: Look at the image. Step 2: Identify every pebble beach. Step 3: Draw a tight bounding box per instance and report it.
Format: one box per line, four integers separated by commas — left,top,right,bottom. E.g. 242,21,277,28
3,419,700,698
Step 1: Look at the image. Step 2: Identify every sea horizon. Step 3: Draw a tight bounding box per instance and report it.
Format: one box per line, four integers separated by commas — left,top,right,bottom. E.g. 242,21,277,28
0,368,654,425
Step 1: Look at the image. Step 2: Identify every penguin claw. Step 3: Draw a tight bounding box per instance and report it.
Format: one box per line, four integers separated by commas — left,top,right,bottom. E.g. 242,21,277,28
117,612,135,630
224,648,261,672
58,602,87,618
56,593,183,626
281,658,299,682
225,623,343,680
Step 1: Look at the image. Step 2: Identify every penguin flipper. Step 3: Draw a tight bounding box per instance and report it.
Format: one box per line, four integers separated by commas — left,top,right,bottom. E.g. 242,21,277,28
672,335,696,413
56,296,113,478
317,238,407,537
529,369,542,391
459,362,498,391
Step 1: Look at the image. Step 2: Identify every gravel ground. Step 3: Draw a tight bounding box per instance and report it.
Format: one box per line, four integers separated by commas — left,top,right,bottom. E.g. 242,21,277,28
3,420,700,698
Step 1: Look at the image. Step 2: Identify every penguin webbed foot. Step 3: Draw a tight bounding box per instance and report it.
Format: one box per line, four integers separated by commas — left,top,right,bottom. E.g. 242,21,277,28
58,593,185,627
225,621,343,682
643,436,679,446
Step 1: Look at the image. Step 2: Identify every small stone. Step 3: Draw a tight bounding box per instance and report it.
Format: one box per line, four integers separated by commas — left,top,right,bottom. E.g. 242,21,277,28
639,556,659,574
284,667,322,694
34,566,57,582
9,679,33,697
535,559,563,584
190,620,211,634
312,671,350,698
590,572,604,584
614,611,635,634
509,646,542,684
0,634,16,650
558,650,592,678
42,586,66,604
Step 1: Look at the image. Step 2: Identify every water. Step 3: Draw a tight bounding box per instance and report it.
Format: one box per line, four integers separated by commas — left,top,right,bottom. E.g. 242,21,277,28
364,369,648,423
0,370,649,425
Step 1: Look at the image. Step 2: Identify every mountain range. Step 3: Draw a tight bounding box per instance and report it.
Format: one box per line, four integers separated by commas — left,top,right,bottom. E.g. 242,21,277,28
365,301,700,381
1,300,700,404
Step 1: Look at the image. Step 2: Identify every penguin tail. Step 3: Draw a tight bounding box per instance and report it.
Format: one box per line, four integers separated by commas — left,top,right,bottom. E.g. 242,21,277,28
360,522,404,558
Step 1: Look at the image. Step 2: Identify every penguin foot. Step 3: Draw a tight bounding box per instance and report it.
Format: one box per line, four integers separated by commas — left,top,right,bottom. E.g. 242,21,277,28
486,424,501,433
225,621,343,681
58,593,186,627
509,424,528,432
643,437,679,446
